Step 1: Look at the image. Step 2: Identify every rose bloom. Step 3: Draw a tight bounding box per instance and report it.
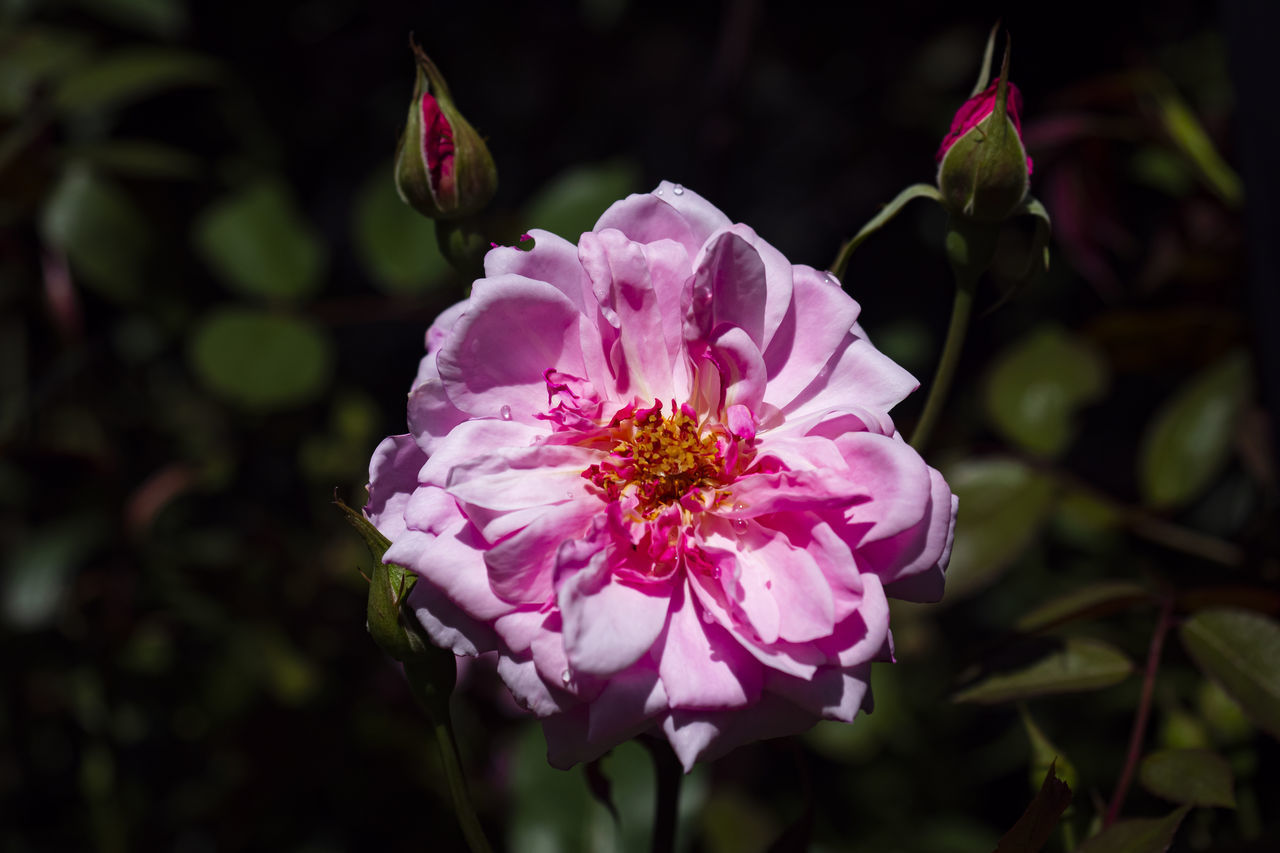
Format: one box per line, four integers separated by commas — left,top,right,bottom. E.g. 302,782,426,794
366,182,957,771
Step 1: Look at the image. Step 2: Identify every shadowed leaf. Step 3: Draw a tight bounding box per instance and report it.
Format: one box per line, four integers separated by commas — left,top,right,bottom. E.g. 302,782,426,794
1180,608,1280,741
954,638,1133,704
1139,748,1236,808
1016,582,1150,634
1075,806,1190,853
188,308,332,410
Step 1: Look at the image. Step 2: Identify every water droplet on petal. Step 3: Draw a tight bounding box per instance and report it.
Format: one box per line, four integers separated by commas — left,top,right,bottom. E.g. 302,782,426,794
561,669,572,685
499,405,512,420
656,188,664,196
672,184,685,195
732,518,749,533
701,609,715,624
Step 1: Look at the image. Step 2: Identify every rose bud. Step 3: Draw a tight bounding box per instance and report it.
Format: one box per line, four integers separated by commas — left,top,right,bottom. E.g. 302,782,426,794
394,41,498,220
935,60,1033,223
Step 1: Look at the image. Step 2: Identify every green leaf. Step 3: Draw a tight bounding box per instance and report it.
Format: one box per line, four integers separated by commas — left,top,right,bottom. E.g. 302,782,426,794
194,181,327,301
188,308,333,410
940,457,1057,601
0,27,93,116
993,759,1073,853
1180,608,1280,740
953,637,1133,704
1075,806,1190,853
1139,748,1236,808
351,165,449,294
53,48,217,114
39,165,151,300
983,326,1108,457
2,515,106,630
1016,581,1150,634
1151,83,1242,207
1020,706,1079,795
69,0,186,38
61,139,200,179
1139,350,1250,509
523,159,641,241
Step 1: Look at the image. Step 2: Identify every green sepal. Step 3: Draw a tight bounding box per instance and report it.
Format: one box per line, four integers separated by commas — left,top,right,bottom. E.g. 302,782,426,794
829,183,941,280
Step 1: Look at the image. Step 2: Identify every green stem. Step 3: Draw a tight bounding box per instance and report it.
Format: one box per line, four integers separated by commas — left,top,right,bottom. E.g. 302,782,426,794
430,717,494,853
644,739,683,853
909,275,976,452
406,664,493,853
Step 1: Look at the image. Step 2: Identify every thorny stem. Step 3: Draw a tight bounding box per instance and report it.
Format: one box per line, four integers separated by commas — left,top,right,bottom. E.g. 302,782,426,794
1104,594,1176,828
644,738,683,853
909,275,976,452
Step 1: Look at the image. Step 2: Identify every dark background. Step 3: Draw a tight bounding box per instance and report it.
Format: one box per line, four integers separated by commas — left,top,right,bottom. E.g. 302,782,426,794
3,1,1276,851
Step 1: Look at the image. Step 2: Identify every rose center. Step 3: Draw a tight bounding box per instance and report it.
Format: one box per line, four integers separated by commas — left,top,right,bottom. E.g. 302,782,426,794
583,401,732,514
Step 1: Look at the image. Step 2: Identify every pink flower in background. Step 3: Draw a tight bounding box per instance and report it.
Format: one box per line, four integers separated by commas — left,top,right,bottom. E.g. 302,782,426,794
366,182,957,770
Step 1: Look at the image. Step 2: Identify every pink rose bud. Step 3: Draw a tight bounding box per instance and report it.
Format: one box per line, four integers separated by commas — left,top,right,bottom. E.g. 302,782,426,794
936,74,1033,223
394,41,497,220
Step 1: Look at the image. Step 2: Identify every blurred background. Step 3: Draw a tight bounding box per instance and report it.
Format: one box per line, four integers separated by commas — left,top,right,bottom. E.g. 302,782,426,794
2,0,1276,851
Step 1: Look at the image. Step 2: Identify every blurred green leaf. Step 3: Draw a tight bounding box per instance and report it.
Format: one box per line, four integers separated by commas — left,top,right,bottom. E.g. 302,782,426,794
702,789,778,853
1020,706,1079,795
509,723,594,852
1139,351,1250,509
941,458,1057,601
54,47,217,114
1131,146,1196,197
954,638,1133,704
993,759,1073,853
2,515,106,630
983,326,1108,457
188,308,332,410
40,165,151,300
352,165,449,294
70,0,186,38
1016,581,1150,634
1180,608,1280,741
524,159,641,241
1139,748,1235,808
195,181,327,301
1075,805,1190,853
1151,83,1242,207
1195,678,1253,744
0,26,92,116
62,139,200,179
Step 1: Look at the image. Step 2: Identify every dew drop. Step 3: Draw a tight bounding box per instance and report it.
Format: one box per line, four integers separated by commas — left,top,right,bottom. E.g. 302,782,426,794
656,188,664,196
672,183,685,195
561,669,572,685
701,609,715,624
499,405,512,420
732,518,749,533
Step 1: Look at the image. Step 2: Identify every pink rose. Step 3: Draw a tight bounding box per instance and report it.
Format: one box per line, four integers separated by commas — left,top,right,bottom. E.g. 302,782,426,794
366,182,957,770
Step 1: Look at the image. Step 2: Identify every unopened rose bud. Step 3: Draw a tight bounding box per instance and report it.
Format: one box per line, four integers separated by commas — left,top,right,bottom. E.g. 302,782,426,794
394,41,497,220
936,57,1032,223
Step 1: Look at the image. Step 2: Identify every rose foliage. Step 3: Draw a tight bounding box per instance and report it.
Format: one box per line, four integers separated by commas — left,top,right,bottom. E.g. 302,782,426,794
366,182,957,770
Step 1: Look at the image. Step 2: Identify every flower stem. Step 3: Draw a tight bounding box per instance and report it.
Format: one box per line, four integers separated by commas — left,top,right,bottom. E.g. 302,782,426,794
909,275,976,452
1104,594,1175,828
405,663,493,853
644,739,683,853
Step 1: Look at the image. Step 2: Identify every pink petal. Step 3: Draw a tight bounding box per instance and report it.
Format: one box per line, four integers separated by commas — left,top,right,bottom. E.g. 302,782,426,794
408,579,497,656
445,443,599,512
383,520,510,622
595,183,732,259
560,568,673,676
781,331,918,421
764,663,872,722
761,265,862,410
814,573,891,667
707,326,767,413
579,228,678,401
660,694,816,771
587,666,669,746
423,299,470,358
406,376,468,456
834,432,934,544
419,418,543,489
365,434,427,540
861,466,957,590
436,274,588,421
657,580,762,709
496,653,570,717
484,501,596,603
483,228,592,315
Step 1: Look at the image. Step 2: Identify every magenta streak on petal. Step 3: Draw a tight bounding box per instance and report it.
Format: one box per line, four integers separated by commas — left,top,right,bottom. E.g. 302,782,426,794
420,92,456,201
